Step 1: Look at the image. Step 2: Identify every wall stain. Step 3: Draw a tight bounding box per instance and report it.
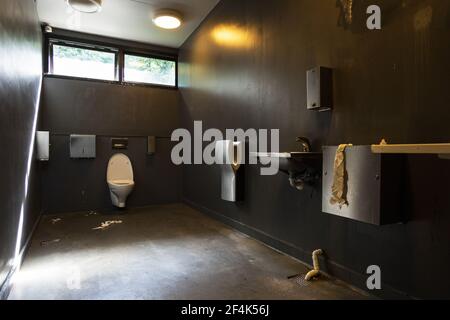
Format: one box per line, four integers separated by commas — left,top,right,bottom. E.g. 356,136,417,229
414,6,433,31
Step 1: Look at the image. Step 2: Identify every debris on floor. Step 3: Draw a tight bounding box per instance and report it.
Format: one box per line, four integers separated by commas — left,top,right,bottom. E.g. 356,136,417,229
92,220,123,231
51,218,62,224
40,239,61,246
85,211,98,217
305,249,324,281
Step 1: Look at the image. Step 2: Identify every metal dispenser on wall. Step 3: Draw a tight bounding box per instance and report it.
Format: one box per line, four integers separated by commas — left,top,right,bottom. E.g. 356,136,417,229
215,140,245,202
322,145,404,225
307,66,333,112
147,136,156,155
70,134,96,159
36,131,50,161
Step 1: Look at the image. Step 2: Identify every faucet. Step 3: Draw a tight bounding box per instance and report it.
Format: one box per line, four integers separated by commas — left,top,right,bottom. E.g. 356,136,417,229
296,137,311,153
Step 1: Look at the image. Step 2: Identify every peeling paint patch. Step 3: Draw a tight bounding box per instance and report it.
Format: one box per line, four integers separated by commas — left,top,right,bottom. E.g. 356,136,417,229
414,6,433,31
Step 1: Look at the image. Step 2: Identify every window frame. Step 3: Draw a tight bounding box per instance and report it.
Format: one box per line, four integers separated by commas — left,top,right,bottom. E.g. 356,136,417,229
48,39,120,82
122,51,178,88
45,36,178,89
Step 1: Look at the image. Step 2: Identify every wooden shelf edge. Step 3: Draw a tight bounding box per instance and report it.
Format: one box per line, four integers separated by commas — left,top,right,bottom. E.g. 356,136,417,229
371,143,450,155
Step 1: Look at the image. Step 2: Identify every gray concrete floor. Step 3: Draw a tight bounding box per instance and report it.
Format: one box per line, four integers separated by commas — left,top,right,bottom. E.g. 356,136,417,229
9,204,370,300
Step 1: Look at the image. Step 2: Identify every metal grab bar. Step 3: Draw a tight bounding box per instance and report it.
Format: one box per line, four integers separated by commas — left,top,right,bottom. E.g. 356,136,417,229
49,132,171,139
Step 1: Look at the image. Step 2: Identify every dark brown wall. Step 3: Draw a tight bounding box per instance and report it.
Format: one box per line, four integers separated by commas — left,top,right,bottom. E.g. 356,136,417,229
179,0,450,299
41,77,179,137
0,0,42,290
40,77,182,213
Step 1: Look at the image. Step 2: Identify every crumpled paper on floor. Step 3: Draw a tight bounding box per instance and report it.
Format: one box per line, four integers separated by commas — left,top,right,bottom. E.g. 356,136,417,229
51,218,62,224
92,220,123,231
41,238,61,246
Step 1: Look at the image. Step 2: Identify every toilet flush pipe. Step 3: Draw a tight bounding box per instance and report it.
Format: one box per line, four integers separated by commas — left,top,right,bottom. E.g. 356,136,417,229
305,249,323,281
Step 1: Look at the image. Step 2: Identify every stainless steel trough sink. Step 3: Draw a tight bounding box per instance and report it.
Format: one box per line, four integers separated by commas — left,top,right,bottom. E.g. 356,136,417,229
252,152,323,190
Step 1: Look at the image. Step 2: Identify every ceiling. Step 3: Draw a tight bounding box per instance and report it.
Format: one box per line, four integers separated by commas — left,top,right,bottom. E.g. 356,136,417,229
36,0,220,48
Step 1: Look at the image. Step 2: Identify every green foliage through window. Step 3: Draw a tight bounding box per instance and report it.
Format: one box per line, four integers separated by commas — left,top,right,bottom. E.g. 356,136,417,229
53,44,115,64
52,44,116,81
124,54,176,86
49,41,177,86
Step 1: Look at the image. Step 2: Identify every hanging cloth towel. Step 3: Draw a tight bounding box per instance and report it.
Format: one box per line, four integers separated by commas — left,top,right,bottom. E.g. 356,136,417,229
330,144,353,208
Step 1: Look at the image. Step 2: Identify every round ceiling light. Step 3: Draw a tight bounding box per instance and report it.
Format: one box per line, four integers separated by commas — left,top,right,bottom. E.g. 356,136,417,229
67,0,102,13
153,10,182,30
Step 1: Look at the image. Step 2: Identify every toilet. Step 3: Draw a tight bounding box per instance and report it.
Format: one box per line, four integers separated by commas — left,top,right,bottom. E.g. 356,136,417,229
107,153,134,208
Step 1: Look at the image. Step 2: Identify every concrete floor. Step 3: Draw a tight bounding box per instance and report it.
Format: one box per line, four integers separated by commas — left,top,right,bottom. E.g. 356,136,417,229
9,204,370,300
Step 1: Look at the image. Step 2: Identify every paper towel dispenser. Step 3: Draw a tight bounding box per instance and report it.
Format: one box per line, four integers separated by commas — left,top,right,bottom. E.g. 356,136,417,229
70,134,96,159
36,131,50,161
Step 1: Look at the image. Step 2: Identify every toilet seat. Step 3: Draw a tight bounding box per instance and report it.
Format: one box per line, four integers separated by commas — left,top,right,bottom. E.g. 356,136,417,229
108,179,134,186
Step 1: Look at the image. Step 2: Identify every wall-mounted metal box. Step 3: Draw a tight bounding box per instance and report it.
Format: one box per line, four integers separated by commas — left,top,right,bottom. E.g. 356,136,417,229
322,146,405,225
307,66,333,112
147,136,156,155
70,134,96,159
36,131,50,161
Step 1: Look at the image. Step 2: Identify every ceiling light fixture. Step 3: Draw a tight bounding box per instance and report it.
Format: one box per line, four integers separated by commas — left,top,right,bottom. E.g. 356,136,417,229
153,9,182,30
67,0,102,13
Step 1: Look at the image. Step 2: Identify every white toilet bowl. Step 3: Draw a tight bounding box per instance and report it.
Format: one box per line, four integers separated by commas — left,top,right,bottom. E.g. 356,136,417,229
107,153,134,208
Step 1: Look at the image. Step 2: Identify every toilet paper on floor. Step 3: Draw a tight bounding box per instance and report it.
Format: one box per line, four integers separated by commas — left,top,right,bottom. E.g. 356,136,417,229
92,220,123,231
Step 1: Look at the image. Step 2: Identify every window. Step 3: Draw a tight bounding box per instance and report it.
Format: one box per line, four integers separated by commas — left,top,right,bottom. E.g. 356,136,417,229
46,38,177,88
50,43,117,81
124,54,176,87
